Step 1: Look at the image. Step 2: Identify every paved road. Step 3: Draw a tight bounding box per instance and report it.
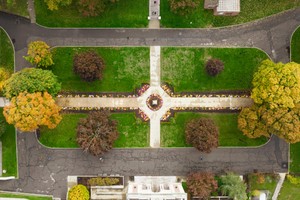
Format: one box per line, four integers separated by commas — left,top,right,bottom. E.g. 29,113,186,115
0,9,298,199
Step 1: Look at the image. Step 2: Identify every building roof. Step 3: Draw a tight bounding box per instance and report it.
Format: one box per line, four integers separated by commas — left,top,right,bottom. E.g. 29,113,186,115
216,0,240,12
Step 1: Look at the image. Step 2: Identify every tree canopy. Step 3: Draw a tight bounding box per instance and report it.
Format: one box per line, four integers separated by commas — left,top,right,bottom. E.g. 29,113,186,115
187,172,218,199
73,51,105,82
220,172,247,200
76,111,119,156
238,60,300,143
3,92,62,132
185,118,219,153
251,60,300,109
205,58,224,76
24,41,54,68
3,68,61,99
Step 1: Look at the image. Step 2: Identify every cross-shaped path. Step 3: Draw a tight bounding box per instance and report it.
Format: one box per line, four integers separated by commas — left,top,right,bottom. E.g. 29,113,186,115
0,9,297,199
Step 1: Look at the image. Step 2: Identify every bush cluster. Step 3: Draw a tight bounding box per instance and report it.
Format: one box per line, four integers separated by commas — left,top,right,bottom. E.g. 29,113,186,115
68,184,89,200
205,58,224,76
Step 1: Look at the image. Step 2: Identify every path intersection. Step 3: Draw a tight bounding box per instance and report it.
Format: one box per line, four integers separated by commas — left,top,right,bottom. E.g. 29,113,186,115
0,7,299,199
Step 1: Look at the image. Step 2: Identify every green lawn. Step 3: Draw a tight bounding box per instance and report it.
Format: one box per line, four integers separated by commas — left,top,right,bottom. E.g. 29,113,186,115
291,26,300,63
161,0,300,28
0,0,28,17
0,192,52,200
51,47,150,93
277,179,300,200
39,112,149,148
161,48,268,92
248,173,278,197
290,142,300,173
161,112,267,147
35,0,148,27
0,28,14,73
0,108,17,177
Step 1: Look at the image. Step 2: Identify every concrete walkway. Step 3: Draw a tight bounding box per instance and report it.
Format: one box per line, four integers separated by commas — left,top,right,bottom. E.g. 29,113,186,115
27,0,36,23
272,173,286,200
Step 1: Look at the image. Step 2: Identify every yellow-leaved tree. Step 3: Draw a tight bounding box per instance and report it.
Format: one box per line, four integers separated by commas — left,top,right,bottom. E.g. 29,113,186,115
239,60,300,143
24,41,54,68
3,92,62,132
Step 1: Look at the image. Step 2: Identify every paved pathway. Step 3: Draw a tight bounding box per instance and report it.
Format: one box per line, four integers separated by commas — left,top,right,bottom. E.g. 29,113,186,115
0,9,298,199
27,0,36,23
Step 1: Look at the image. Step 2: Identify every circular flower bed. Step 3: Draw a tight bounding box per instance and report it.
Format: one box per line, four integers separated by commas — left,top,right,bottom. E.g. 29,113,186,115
146,94,163,111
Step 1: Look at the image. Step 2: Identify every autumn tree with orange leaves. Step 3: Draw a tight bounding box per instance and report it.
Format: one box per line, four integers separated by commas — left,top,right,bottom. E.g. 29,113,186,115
24,41,54,68
3,92,62,132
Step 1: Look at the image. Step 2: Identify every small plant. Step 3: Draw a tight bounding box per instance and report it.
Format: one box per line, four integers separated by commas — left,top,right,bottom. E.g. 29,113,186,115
87,177,119,186
256,173,265,184
205,58,224,76
252,189,261,197
68,184,89,200
287,174,300,185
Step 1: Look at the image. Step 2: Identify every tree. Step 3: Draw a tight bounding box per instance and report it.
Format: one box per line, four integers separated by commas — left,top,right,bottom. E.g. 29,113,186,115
251,60,300,109
68,184,89,200
3,92,62,132
185,118,219,153
205,58,224,76
220,172,247,200
73,51,105,82
187,172,218,199
168,0,200,16
76,111,119,156
44,0,72,11
239,104,300,143
24,41,54,68
3,68,61,99
238,60,300,143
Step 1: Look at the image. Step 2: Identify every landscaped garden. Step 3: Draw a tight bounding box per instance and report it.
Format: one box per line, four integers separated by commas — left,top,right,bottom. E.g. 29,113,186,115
161,0,300,28
0,0,28,17
51,47,150,92
0,192,52,200
248,173,278,198
34,0,148,27
161,112,267,147
161,47,268,92
0,28,17,177
39,113,149,148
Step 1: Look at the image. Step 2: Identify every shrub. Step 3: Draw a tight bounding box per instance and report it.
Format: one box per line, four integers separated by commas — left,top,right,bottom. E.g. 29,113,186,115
87,177,119,186
76,111,119,156
3,68,61,99
73,51,105,82
256,173,265,184
185,118,219,153
252,190,261,197
24,41,54,68
287,174,300,185
205,58,224,76
168,0,200,16
68,184,89,200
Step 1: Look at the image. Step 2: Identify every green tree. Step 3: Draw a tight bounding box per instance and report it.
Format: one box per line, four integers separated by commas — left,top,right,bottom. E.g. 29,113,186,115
24,41,54,68
77,111,119,156
44,0,72,11
220,172,247,200
251,60,300,109
187,172,218,199
3,92,62,132
3,68,61,99
185,118,219,153
68,184,89,200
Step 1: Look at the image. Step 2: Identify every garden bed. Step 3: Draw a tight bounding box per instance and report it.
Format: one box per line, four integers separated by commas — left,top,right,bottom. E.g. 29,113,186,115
161,112,268,147
77,176,124,188
161,47,268,92
160,0,300,28
51,47,150,93
35,0,148,27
